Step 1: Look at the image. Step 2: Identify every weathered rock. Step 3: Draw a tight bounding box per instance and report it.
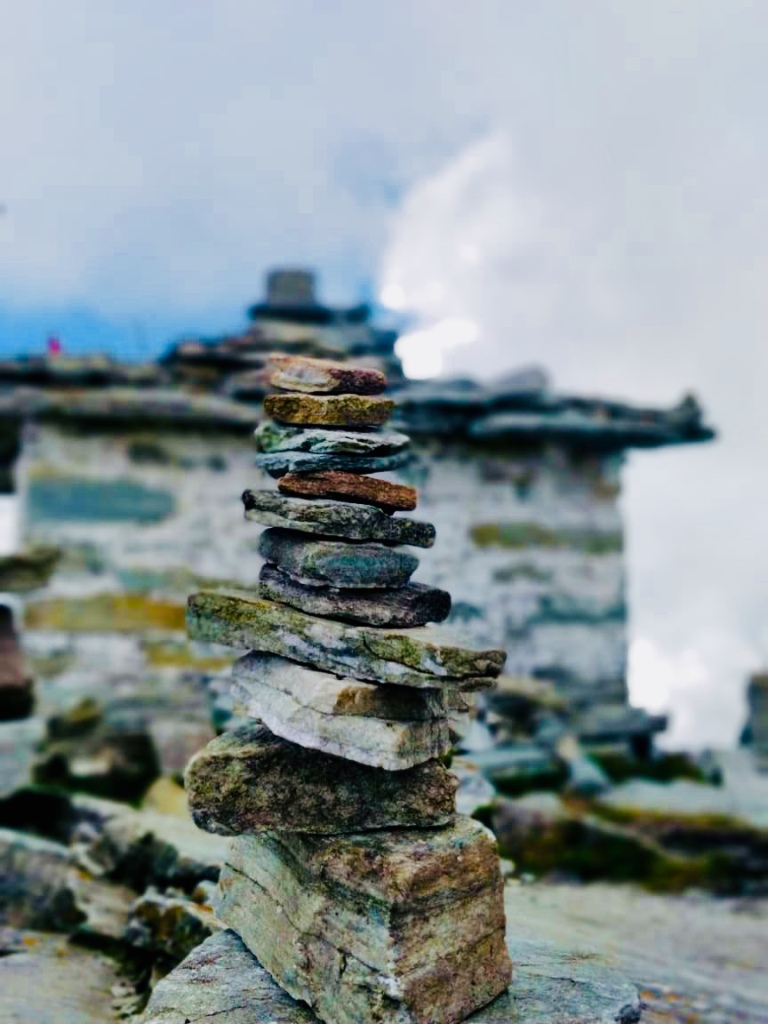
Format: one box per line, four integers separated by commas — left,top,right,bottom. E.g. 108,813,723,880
215,817,511,1024
0,545,60,592
243,492,435,547
260,565,451,627
142,927,643,1024
185,723,456,834
230,652,450,769
278,469,418,513
268,354,387,395
264,392,394,427
187,591,504,690
125,888,222,965
255,420,408,455
0,828,85,931
258,529,420,588
255,449,411,477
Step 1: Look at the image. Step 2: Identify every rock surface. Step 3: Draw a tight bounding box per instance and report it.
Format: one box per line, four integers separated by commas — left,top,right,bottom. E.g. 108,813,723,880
264,392,394,427
216,816,511,1024
255,448,411,476
255,421,407,455
244,492,435,547
230,652,450,769
278,469,418,512
187,591,505,689
259,565,451,627
0,717,43,799
185,723,456,834
258,529,420,588
142,926,643,1024
268,354,387,395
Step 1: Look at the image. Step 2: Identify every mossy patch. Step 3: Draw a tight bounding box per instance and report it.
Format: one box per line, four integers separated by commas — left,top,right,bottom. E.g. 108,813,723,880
25,593,187,633
592,750,710,786
470,522,623,554
142,640,231,671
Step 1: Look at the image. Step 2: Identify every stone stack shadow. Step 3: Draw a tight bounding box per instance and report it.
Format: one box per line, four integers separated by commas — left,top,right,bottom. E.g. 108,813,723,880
184,353,512,1024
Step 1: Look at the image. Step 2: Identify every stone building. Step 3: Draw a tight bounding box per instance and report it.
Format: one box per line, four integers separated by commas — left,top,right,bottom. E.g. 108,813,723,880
0,269,715,774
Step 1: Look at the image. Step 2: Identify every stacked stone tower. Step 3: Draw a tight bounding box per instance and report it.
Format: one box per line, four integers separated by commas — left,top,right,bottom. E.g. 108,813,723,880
184,354,512,1023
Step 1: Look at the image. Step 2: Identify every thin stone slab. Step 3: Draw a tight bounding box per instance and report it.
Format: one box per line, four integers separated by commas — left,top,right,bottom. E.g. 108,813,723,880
243,492,435,547
215,817,512,1024
185,723,456,834
279,469,418,513
268,354,387,395
255,421,409,455
187,591,504,690
260,565,451,627
258,529,420,588
255,448,411,477
230,652,450,769
265,393,394,428
141,928,643,1024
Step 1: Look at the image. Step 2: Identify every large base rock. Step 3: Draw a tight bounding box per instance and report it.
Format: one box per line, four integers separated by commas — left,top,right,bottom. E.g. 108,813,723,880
215,816,511,1024
142,928,642,1024
186,724,456,834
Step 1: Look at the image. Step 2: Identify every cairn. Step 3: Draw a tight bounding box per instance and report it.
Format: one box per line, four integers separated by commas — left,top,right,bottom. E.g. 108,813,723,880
184,354,512,1024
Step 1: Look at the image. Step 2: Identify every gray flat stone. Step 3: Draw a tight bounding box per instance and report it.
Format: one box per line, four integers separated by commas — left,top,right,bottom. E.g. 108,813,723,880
230,652,450,769
258,529,420,588
255,449,412,477
142,928,642,1023
255,421,409,455
185,723,456,834
187,591,504,690
243,492,435,547
260,565,451,627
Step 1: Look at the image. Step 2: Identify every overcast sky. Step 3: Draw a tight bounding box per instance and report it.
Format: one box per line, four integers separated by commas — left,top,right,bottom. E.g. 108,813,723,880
1,1,766,746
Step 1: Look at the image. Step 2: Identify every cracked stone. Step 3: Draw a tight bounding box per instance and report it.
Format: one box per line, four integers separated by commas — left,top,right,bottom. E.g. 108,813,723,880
229,651,450,769
278,470,418,513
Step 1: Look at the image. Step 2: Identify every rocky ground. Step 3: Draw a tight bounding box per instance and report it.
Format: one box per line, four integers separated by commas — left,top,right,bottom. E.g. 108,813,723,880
506,882,768,1024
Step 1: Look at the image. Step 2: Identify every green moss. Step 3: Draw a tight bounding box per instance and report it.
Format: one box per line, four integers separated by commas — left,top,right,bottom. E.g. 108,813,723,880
25,593,187,633
470,522,623,554
592,750,710,786
142,640,232,671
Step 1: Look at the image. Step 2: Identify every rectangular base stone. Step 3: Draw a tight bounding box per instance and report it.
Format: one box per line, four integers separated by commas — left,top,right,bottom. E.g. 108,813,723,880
215,816,512,1024
185,723,457,834
231,652,450,769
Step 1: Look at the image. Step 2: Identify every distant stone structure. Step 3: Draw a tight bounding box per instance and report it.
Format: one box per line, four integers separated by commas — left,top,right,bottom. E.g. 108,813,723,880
744,673,768,770
0,268,715,775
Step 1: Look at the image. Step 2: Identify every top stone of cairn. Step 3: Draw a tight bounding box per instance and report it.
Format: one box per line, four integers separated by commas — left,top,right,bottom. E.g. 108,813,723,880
269,353,387,396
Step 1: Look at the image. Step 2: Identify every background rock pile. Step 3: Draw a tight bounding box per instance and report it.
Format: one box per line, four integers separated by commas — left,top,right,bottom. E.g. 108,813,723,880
184,354,513,1023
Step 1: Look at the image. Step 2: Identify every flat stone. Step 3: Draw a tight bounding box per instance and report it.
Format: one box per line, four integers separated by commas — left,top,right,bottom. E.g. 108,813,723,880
187,591,505,690
265,393,394,427
255,449,411,477
255,421,408,455
124,889,222,965
185,723,456,834
278,469,418,513
258,529,420,588
259,565,451,627
230,652,450,769
215,817,511,1024
142,927,642,1024
268,354,387,395
243,492,435,547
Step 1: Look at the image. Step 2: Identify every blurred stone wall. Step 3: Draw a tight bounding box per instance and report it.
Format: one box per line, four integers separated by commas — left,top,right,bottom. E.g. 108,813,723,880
402,439,627,714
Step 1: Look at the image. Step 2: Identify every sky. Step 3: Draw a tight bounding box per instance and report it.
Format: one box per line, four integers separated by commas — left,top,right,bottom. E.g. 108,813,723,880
1,1,767,747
